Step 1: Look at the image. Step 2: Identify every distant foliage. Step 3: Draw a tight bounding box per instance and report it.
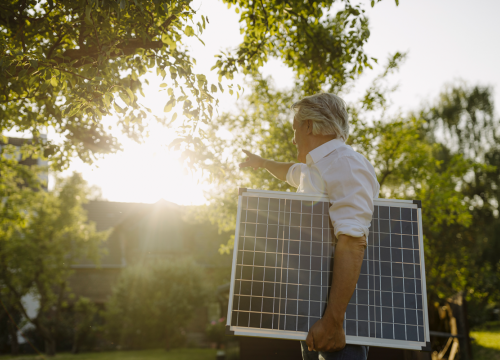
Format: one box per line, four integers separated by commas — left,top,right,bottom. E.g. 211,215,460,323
104,260,206,350
421,84,500,324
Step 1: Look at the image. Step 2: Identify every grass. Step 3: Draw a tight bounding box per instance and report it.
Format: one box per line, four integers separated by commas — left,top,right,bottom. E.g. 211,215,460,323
471,321,500,360
0,348,218,360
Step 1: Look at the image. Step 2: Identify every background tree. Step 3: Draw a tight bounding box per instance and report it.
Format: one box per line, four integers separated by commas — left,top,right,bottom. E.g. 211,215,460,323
0,143,42,243
104,260,206,350
0,173,108,356
1,0,395,172
421,84,500,324
71,297,100,354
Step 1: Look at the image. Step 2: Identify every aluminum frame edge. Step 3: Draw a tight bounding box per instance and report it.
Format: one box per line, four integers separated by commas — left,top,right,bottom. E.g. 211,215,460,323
226,195,243,328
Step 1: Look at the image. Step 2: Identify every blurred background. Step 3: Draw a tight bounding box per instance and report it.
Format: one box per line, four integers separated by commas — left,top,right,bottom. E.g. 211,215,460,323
1,0,499,359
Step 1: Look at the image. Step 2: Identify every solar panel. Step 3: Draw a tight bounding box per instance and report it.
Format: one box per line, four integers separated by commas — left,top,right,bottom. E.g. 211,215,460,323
226,188,430,351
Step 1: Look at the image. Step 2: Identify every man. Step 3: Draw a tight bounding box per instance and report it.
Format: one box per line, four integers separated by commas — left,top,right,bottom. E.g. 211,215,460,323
239,93,380,360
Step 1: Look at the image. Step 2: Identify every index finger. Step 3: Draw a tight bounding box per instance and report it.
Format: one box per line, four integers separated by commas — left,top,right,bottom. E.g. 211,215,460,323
242,149,253,156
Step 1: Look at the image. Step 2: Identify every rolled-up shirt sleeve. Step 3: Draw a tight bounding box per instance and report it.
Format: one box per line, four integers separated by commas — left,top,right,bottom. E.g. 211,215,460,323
323,156,376,239
286,163,304,188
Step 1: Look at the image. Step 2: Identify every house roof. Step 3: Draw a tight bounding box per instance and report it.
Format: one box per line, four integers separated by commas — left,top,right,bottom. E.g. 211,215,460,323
76,199,185,268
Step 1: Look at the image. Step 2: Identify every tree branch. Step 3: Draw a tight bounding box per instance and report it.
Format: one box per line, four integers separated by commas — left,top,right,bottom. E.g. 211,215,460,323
160,14,177,31
259,0,269,31
46,32,65,59
378,168,393,188
60,39,164,66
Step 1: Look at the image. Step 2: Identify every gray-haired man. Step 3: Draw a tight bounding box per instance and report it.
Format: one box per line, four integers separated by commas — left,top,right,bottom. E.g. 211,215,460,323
239,93,380,360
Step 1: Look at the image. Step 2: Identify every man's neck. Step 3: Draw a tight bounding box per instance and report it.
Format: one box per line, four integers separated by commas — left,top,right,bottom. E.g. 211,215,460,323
308,135,338,153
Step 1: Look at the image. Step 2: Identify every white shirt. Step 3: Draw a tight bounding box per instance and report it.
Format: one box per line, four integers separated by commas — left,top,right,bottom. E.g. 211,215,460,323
286,139,380,239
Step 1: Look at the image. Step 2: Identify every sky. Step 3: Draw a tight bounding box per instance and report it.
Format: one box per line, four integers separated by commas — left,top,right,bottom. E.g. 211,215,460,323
53,0,500,205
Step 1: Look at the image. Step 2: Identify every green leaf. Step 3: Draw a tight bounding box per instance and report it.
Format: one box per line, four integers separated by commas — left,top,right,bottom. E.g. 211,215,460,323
184,26,195,37
29,75,38,86
30,60,38,69
125,87,134,103
119,92,130,105
160,83,168,88
164,102,173,113
113,102,125,113
211,84,217,93
85,5,93,25
50,77,58,87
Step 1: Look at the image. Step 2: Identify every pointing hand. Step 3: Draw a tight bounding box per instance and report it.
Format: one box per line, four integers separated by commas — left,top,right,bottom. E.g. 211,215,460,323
239,150,266,170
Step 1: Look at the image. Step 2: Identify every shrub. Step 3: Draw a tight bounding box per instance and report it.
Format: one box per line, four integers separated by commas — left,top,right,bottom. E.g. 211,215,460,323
104,260,206,350
206,317,226,349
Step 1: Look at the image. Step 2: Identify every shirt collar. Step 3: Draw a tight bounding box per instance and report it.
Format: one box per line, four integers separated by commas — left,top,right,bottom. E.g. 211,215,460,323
306,139,346,165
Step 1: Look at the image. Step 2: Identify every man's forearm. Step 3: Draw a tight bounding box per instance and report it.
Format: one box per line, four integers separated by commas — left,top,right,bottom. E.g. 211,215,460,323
324,234,367,325
261,160,294,182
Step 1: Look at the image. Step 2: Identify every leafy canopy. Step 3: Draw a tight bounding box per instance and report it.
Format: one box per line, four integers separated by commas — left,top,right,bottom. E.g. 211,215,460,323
1,0,395,171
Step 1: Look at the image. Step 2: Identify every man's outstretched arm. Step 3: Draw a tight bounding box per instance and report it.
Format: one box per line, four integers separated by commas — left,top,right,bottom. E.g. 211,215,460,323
239,150,294,182
306,234,367,352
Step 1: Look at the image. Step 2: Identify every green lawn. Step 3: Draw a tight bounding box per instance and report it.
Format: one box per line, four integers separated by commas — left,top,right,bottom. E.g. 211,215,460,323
0,349,218,360
471,321,500,360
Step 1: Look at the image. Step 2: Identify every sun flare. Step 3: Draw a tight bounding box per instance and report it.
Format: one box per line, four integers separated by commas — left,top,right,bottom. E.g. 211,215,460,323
64,125,208,206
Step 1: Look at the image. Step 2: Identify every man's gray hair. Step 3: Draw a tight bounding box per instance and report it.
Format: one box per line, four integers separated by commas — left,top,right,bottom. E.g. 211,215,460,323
291,93,349,141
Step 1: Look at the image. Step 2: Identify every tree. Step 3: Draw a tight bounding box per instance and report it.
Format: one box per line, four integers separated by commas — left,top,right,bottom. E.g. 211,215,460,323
0,142,42,243
1,0,396,172
420,84,500,324
104,260,206,350
0,173,108,356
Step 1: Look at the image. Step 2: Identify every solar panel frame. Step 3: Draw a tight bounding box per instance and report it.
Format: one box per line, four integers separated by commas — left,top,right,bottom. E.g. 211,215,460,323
226,188,430,351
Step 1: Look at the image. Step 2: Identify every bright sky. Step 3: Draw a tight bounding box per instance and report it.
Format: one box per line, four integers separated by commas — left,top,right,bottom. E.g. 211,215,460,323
53,0,500,205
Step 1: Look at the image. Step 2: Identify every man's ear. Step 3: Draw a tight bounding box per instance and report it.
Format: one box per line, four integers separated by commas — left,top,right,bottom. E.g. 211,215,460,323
306,120,313,135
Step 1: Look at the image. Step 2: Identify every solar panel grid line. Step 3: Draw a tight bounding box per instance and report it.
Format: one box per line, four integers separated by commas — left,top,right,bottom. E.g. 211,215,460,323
260,196,269,329
378,216,384,340
400,206,408,342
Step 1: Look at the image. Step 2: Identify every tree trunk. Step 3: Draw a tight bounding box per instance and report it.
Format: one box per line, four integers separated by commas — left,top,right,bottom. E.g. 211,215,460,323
72,332,80,354
7,320,19,356
45,337,56,357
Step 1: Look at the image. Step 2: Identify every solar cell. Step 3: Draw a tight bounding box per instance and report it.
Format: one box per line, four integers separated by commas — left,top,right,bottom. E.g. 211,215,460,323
227,189,430,351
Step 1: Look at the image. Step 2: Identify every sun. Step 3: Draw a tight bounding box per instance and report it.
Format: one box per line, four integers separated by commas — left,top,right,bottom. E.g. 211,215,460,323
66,125,208,206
